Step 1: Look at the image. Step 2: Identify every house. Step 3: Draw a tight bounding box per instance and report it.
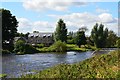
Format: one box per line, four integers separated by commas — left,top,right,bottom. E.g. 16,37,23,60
27,33,54,46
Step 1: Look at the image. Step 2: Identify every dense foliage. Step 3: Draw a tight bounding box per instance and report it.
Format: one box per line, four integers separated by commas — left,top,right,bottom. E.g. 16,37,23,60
1,9,18,51
116,39,120,48
14,40,39,54
21,50,119,78
106,30,118,47
91,23,108,48
74,29,87,48
54,19,67,42
48,41,67,52
67,31,75,44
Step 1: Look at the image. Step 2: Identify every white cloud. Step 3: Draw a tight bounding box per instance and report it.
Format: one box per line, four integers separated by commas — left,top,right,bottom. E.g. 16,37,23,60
33,21,55,32
48,12,118,35
17,12,118,36
23,0,87,12
98,13,117,23
17,18,55,33
96,8,109,13
17,18,33,33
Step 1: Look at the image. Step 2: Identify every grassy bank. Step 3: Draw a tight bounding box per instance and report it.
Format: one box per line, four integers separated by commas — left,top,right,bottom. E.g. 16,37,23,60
37,44,96,53
21,50,119,78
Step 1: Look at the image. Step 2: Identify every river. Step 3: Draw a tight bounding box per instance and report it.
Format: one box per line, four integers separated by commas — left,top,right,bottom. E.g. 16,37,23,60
2,51,108,78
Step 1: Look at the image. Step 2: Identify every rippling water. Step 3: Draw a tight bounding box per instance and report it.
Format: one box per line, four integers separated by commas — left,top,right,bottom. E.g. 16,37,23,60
2,51,94,78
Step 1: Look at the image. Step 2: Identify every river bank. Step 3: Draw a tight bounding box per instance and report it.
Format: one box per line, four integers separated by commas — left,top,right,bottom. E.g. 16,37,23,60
2,51,94,78
21,50,119,78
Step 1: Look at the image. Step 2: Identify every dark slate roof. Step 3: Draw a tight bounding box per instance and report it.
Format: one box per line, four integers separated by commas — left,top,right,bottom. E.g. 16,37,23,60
14,37,27,42
28,33,53,37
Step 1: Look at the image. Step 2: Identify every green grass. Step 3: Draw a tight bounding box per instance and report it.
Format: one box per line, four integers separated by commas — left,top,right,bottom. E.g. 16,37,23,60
67,44,96,51
36,44,96,53
21,50,120,78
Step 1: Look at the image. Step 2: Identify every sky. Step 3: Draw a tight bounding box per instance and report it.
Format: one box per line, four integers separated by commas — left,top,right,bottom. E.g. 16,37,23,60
0,0,119,36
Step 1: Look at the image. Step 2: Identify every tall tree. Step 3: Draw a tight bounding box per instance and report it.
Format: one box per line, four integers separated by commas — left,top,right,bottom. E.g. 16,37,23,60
106,30,117,47
75,29,87,48
1,9,18,51
54,19,67,42
91,23,108,48
116,39,120,48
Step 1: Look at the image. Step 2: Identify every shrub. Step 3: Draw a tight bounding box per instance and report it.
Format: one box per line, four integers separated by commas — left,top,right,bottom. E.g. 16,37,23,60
49,41,67,52
33,44,44,48
14,40,39,54
116,39,120,48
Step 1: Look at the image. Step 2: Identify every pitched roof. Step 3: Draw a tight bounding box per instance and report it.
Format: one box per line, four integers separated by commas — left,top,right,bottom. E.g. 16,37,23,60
28,33,53,37
14,37,27,42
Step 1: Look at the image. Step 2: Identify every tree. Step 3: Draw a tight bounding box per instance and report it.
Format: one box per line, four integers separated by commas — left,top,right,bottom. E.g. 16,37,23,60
15,32,30,39
106,30,117,47
116,39,120,48
79,26,88,32
14,40,25,53
1,9,18,51
54,19,67,42
74,29,87,48
91,23,108,48
67,31,75,44
33,31,39,33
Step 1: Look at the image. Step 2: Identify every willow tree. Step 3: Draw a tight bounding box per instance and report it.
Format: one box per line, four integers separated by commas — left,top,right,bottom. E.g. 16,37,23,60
54,19,67,42
91,23,108,48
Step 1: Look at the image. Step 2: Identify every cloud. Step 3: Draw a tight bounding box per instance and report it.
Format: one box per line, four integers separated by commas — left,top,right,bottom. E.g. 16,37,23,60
23,0,87,12
98,13,117,23
17,12,118,36
48,12,118,35
96,8,109,13
17,18,55,33
17,18,33,33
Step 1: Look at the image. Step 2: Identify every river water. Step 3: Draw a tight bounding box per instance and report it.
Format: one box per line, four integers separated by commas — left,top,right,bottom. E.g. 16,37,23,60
2,51,97,78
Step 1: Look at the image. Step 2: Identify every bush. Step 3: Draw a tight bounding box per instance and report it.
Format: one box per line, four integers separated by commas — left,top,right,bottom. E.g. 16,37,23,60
116,39,120,48
33,44,44,48
14,40,39,54
49,41,67,52
24,44,39,54
67,39,74,44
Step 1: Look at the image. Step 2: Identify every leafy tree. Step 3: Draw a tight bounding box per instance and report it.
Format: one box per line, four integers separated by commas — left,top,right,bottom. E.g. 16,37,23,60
74,29,87,48
91,23,108,48
14,40,25,53
79,26,88,32
1,9,18,51
67,31,75,44
15,32,30,39
54,19,67,42
33,31,39,33
116,39,120,48
106,30,117,47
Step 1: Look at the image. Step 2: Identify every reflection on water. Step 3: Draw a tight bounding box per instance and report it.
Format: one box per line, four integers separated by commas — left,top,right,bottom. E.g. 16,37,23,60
2,51,94,78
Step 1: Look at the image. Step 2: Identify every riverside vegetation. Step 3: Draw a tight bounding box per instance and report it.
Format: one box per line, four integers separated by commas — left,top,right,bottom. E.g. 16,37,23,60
20,50,120,78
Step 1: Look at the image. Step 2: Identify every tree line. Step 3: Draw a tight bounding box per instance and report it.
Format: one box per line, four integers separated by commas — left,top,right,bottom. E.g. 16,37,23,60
54,19,119,48
1,9,120,53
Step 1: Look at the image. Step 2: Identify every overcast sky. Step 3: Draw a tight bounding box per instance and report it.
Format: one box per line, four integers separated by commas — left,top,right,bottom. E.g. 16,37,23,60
1,0,119,36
